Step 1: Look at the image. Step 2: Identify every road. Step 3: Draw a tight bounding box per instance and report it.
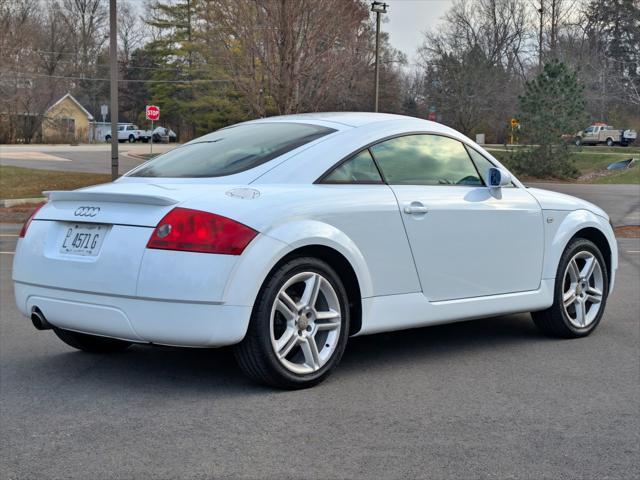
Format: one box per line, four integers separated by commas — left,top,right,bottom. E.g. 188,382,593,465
0,185,638,479
0,143,175,174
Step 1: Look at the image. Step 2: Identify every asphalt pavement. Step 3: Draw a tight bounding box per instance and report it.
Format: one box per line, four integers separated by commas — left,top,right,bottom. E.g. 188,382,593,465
0,143,175,174
0,186,638,479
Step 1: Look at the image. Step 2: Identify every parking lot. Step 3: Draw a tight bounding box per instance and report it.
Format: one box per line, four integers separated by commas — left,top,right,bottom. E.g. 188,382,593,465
1,185,638,479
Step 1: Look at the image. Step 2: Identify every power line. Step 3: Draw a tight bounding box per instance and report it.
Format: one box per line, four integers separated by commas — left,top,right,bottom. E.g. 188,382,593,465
1,71,231,84
3,47,225,71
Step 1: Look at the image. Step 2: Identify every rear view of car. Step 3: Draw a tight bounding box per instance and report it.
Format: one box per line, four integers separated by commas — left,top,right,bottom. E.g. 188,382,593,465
13,121,336,353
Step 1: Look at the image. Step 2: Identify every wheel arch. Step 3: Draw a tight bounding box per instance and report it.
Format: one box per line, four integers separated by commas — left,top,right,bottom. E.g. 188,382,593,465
570,227,612,281
222,220,373,336
265,245,363,336
545,210,617,292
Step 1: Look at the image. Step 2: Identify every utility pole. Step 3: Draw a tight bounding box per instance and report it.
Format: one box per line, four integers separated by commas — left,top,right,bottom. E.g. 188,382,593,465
109,0,119,181
371,2,388,113
538,0,544,72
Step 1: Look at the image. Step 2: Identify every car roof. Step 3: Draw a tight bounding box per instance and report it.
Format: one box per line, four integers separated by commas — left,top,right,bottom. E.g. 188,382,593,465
247,112,428,129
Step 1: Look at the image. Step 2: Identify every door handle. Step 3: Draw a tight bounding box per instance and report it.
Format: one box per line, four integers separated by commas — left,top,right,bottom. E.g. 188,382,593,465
403,203,428,215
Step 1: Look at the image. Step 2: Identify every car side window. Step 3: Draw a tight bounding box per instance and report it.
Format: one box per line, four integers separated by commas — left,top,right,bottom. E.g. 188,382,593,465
465,146,494,179
321,150,383,184
370,134,482,186
465,146,516,188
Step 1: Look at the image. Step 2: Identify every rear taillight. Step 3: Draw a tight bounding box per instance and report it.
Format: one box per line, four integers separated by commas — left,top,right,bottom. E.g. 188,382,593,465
19,204,45,238
146,207,257,255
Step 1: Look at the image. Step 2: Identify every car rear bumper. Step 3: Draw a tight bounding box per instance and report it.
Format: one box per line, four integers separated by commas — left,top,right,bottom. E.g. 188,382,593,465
14,282,252,347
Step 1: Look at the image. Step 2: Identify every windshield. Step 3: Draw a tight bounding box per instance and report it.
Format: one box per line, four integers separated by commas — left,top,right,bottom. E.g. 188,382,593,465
128,122,335,178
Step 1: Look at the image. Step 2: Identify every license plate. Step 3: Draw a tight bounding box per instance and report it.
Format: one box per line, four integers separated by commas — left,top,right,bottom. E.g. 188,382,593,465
59,223,107,256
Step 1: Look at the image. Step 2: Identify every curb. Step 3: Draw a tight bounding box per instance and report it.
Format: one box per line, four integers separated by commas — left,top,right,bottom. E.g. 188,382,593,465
125,151,160,160
0,198,46,208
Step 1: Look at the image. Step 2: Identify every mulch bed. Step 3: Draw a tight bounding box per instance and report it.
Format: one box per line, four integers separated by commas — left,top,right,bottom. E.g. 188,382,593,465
614,225,640,238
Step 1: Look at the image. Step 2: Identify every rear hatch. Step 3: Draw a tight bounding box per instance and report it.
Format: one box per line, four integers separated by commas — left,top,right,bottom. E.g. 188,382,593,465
12,183,215,297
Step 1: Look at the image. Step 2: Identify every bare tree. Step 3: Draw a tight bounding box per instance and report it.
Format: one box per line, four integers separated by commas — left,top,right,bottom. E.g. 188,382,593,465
0,0,48,142
58,0,107,78
200,0,371,116
417,0,530,140
118,0,149,65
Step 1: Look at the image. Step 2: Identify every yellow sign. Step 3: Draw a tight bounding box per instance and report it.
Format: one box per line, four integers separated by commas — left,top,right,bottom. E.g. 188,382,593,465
511,118,519,127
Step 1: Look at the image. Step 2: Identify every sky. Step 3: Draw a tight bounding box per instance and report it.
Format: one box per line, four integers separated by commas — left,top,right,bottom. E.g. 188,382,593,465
383,0,453,63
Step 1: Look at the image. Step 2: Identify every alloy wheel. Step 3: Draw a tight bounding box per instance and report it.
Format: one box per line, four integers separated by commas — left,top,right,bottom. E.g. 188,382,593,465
269,271,342,374
562,251,604,328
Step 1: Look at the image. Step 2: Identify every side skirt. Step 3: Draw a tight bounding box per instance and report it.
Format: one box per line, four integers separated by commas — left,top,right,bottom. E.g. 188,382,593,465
356,279,554,336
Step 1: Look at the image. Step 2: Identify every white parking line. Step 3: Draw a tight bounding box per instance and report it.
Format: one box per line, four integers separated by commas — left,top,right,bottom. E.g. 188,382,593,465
0,251,15,254
0,234,18,237
628,250,640,254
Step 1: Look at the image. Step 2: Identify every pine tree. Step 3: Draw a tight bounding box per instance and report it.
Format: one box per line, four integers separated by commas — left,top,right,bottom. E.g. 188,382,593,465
512,60,586,179
144,0,247,140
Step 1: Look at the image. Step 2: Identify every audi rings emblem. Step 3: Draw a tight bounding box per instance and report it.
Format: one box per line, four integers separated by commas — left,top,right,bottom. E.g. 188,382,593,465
74,206,100,217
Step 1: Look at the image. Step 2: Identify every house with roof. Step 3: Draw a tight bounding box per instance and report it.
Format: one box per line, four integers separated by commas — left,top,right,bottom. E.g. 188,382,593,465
42,93,94,143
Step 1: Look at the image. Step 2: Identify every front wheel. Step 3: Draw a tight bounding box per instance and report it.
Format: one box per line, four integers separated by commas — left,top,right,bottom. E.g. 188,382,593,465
574,137,582,146
234,257,350,389
532,238,608,338
53,327,132,353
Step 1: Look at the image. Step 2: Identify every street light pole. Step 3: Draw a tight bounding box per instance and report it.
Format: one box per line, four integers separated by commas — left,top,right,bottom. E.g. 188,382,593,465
109,0,119,181
371,2,388,113
538,1,544,72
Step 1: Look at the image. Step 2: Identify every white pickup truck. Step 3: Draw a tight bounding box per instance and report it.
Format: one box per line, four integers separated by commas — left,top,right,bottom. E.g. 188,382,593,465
574,124,637,147
105,124,149,143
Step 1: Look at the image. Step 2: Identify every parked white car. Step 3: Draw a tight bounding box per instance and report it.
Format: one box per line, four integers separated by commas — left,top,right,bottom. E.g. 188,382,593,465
105,124,146,143
13,113,617,388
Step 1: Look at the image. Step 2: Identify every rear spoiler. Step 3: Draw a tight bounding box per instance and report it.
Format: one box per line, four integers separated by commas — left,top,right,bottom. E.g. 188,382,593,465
44,190,178,206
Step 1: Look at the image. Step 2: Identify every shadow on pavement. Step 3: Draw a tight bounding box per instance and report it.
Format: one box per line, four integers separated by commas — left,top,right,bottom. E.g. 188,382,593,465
11,312,549,396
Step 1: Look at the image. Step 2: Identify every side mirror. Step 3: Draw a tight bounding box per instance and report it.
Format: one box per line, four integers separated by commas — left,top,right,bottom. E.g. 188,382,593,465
488,167,512,188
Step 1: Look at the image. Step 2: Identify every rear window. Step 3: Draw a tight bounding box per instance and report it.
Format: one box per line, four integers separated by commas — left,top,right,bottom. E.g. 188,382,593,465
128,122,335,178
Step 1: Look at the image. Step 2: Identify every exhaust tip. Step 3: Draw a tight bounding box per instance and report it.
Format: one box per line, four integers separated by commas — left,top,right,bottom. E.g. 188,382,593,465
31,307,52,331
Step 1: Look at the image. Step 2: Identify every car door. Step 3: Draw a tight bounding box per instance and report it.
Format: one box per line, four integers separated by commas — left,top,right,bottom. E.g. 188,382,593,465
584,126,597,143
370,134,544,302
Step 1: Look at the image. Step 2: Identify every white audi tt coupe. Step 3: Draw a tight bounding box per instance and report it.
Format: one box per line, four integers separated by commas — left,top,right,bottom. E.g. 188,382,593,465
13,113,617,388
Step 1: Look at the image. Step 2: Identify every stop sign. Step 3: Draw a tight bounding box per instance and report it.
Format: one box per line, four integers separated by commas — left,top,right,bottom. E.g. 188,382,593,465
145,105,160,121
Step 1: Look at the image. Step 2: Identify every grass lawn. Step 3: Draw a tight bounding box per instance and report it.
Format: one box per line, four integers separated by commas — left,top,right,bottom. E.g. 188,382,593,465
488,147,639,184
590,165,640,184
0,166,111,199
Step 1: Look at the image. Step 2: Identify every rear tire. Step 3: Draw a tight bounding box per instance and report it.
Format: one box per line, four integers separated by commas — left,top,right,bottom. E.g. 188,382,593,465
532,238,608,338
128,134,135,143
234,257,350,389
53,327,132,353
105,135,111,143
606,138,614,147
